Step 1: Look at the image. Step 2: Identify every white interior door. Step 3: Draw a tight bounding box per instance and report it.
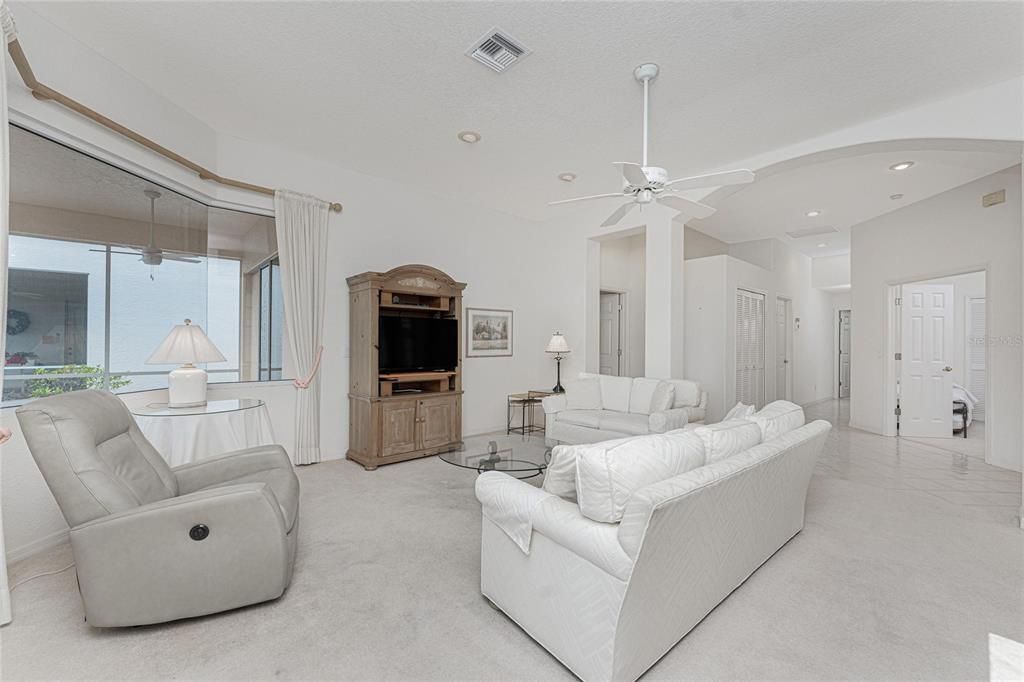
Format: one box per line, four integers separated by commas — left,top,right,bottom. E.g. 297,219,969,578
899,284,954,437
838,310,851,399
774,298,790,400
599,292,621,376
736,289,766,408
966,296,986,421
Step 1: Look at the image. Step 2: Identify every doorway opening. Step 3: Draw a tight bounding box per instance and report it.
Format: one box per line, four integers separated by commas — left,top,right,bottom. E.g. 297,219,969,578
887,270,987,459
774,296,793,401
597,231,645,377
599,291,626,376
837,309,851,399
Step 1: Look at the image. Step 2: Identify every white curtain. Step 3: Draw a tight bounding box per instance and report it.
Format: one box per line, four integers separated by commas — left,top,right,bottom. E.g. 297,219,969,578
274,190,329,465
0,1,16,626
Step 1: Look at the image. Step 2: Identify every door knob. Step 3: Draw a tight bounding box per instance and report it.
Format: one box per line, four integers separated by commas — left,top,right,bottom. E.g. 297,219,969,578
943,366,953,372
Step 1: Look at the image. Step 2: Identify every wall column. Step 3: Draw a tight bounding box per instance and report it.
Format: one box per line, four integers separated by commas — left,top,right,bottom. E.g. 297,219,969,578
644,211,686,378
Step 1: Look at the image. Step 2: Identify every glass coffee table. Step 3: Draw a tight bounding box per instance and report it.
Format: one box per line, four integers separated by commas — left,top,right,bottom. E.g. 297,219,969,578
440,433,563,479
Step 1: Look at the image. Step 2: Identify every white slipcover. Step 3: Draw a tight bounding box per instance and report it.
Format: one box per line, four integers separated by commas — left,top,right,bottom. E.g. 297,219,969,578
751,400,805,441
694,419,762,463
478,420,832,682
566,377,602,410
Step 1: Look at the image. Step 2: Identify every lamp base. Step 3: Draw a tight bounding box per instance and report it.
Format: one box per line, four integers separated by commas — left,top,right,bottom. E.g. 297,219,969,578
168,365,209,408
551,357,565,393
551,383,565,394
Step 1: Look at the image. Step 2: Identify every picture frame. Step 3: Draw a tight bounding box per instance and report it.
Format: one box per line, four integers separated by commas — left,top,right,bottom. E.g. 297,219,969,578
466,308,513,357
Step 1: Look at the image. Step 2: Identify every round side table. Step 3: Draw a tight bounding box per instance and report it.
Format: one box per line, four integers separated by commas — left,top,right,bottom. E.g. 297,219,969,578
130,398,275,467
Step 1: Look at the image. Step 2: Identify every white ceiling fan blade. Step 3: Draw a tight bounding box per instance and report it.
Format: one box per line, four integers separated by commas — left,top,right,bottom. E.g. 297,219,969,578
600,202,637,228
549,192,626,206
90,248,145,257
161,254,202,263
664,169,755,191
657,195,717,219
613,161,648,186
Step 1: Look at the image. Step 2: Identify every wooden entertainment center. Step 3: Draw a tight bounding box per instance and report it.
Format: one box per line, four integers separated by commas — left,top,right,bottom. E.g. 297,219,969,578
346,264,466,470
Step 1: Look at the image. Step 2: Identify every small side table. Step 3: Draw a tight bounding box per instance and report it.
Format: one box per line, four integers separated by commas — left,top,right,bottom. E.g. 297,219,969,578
130,398,275,466
507,390,555,435
952,400,968,439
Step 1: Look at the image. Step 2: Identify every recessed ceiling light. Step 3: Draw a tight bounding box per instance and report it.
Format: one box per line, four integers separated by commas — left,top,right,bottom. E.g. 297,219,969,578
817,243,827,248
890,193,904,200
806,210,821,217
458,131,481,144
889,161,914,171
558,172,577,182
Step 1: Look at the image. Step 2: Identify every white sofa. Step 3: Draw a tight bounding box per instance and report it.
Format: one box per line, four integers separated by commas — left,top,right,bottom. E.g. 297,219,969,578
475,406,830,682
542,373,708,445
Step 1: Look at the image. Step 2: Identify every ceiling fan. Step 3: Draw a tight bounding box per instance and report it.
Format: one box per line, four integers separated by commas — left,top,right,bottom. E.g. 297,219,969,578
550,63,755,227
91,189,201,276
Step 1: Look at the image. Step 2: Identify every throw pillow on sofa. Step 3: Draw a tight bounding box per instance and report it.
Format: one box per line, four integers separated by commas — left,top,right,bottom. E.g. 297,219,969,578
666,379,702,408
574,431,707,523
565,377,602,410
724,402,755,420
628,378,675,415
752,400,805,440
543,435,637,501
694,419,762,463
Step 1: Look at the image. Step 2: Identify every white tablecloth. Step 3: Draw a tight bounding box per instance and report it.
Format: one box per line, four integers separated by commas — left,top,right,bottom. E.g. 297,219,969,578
135,404,276,467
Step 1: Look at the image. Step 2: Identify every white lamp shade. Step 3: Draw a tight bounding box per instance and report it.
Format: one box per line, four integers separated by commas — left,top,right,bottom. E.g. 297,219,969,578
545,333,571,354
146,319,226,365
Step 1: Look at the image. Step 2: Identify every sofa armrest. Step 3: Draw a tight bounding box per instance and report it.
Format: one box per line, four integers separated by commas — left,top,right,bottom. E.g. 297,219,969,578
648,407,690,433
542,394,567,415
532,496,634,580
173,444,293,494
698,391,708,410
476,472,555,553
70,483,290,626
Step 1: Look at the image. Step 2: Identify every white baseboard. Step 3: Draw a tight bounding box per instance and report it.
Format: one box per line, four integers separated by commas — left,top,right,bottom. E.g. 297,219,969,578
846,421,882,435
800,397,833,408
7,528,69,564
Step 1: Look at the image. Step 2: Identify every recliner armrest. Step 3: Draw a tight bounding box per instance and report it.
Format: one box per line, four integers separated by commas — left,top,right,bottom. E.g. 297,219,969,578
648,407,690,433
173,444,293,494
70,483,291,626
542,394,567,415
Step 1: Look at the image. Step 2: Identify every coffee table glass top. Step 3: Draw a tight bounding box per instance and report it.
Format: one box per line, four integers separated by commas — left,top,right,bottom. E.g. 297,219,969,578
440,433,562,475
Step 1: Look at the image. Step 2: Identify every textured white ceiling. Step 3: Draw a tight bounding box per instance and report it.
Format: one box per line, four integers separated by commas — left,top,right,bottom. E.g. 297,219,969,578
695,147,1022,257
15,1,1024,223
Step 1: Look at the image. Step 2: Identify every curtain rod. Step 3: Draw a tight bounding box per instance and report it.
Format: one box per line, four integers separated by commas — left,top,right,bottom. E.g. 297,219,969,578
5,38,343,214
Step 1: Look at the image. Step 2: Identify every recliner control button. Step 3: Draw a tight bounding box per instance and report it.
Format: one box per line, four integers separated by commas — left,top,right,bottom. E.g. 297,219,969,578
189,524,210,541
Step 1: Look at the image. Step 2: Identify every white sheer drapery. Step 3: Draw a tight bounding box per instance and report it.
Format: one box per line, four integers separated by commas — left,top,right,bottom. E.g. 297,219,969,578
1,0,18,626
273,190,329,465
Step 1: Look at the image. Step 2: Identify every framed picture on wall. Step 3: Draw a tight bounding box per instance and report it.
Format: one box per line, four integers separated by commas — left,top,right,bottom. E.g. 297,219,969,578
466,308,513,357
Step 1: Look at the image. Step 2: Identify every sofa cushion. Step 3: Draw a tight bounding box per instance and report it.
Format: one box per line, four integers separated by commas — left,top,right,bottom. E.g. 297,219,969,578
543,435,638,500
565,378,602,410
557,409,604,429
594,374,633,413
694,419,762,463
598,412,651,436
575,432,707,523
666,379,702,408
724,402,756,420
628,379,674,415
752,400,805,441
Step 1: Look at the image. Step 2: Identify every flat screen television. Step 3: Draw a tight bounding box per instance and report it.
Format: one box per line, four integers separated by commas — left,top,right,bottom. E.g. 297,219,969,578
379,316,458,373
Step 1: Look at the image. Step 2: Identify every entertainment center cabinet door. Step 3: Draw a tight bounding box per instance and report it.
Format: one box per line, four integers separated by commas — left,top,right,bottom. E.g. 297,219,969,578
418,395,456,450
380,399,418,457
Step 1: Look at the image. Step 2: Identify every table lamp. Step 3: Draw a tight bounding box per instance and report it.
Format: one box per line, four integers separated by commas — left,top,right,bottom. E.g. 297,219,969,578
545,332,571,393
147,319,226,408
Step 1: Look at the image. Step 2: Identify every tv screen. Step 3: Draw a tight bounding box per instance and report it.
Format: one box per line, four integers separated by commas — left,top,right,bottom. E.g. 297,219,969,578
379,316,458,373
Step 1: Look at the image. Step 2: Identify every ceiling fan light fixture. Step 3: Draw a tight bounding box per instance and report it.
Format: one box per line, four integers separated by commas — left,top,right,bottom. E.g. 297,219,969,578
558,172,577,182
889,161,915,171
458,131,481,144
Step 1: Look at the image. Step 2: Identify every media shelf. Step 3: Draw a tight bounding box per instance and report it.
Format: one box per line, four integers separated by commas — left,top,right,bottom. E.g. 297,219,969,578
346,265,466,470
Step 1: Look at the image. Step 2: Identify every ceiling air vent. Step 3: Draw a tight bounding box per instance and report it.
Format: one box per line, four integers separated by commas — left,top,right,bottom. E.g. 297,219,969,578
466,29,530,73
785,225,840,240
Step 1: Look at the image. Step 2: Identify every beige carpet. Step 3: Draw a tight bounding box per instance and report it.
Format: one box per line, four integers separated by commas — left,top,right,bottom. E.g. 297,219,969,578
2,404,1022,680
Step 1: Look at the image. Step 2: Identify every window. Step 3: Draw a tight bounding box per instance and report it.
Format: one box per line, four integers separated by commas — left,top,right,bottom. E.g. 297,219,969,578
3,125,286,405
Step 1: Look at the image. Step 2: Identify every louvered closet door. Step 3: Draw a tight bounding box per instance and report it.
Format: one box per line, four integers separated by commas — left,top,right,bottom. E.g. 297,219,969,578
735,289,766,408
967,297,986,421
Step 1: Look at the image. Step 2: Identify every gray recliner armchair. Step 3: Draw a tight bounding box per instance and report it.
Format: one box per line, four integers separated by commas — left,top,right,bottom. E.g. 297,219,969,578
16,389,299,627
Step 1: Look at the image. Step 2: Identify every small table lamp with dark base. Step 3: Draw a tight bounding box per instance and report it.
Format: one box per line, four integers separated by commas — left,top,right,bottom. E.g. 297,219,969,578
545,332,571,393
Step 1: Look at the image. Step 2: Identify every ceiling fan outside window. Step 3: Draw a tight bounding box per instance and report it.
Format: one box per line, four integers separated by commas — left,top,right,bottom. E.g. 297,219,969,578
550,63,756,227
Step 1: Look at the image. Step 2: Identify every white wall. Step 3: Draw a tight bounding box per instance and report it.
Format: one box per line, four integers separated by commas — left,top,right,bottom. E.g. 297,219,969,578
813,254,852,289
850,166,1021,471
683,227,728,259
685,239,834,422
599,233,645,377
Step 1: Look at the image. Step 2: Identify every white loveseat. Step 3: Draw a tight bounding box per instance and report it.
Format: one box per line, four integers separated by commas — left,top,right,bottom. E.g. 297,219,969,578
475,402,829,682
542,373,708,445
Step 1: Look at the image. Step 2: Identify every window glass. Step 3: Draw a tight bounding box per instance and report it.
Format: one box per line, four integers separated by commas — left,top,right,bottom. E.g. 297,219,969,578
4,125,286,406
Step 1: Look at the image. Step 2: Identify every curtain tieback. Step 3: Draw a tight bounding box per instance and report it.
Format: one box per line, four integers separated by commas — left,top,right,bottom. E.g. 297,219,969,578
293,346,323,389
